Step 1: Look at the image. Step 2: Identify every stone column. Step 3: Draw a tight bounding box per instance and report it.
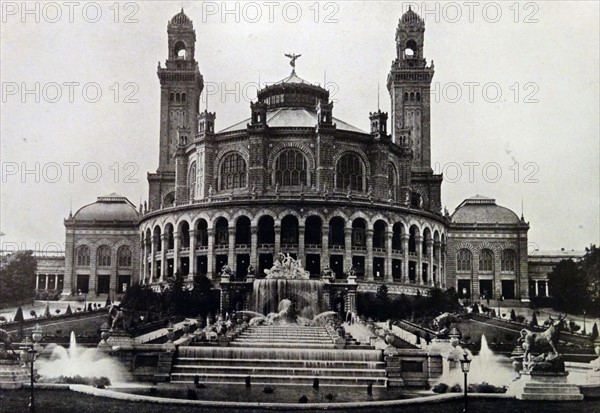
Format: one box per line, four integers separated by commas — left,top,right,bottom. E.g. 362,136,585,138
207,228,215,278
366,229,374,281
160,234,167,281
109,247,118,297
173,231,180,276
344,228,353,272
140,239,146,284
494,252,502,299
298,226,306,265
274,225,281,256
151,236,157,280
189,230,197,279
534,280,539,297
426,239,434,286
435,241,442,287
36,274,40,289
321,231,329,276
228,228,236,273
415,235,423,285
385,231,393,282
250,226,258,268
402,234,409,283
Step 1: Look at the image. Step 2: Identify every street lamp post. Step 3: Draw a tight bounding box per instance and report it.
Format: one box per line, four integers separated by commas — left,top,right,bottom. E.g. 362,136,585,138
24,324,43,413
583,310,587,335
459,353,471,413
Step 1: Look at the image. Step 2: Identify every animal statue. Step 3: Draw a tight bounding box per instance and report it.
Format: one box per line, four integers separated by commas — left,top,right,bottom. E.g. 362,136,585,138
107,304,132,331
518,314,566,361
433,312,460,331
0,328,17,359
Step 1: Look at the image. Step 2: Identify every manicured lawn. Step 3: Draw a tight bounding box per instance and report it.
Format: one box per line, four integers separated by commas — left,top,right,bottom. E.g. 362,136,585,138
1,389,599,413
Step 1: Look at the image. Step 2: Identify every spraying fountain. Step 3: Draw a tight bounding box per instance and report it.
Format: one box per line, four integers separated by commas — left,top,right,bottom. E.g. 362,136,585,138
37,331,126,384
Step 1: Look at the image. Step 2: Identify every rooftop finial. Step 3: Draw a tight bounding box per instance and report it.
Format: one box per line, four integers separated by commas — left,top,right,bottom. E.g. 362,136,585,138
285,53,301,75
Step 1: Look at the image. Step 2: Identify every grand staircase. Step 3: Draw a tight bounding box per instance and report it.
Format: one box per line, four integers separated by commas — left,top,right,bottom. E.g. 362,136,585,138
171,325,388,387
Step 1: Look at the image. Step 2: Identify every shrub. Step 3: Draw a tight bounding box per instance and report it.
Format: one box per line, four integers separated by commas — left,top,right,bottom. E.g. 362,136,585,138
65,304,72,315
39,375,111,388
510,309,517,321
468,382,507,393
298,395,308,403
263,386,275,394
530,312,538,327
569,321,581,333
450,384,462,392
324,392,336,401
186,388,198,400
591,323,599,342
432,383,449,394
30,310,37,318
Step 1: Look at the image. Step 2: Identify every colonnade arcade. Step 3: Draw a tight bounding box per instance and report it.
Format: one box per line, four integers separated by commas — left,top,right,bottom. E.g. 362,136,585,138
140,211,447,288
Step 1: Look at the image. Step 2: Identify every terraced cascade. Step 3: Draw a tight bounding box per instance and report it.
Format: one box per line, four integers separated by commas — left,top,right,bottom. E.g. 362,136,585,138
171,325,388,387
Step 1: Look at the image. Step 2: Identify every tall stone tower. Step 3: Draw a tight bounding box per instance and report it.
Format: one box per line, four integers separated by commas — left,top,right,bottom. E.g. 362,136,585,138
149,10,204,210
387,8,435,173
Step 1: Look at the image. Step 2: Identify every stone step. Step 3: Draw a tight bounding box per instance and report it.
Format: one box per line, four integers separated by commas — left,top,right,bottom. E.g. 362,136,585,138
230,341,335,349
175,358,385,369
523,387,582,394
171,366,387,378
170,373,388,387
521,394,584,401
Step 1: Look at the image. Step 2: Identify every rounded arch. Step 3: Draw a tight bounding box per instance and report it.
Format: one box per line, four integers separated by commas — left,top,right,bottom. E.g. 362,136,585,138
216,151,248,191
392,222,405,251
281,215,299,246
178,220,190,249
235,216,251,245
305,215,323,245
479,248,494,272
328,216,346,247
173,40,187,58
257,215,275,245
456,248,473,272
351,218,367,248
272,148,310,187
163,191,175,207
76,244,91,267
251,209,277,227
373,219,388,249
231,209,254,225
335,151,367,192
96,245,112,267
117,245,133,267
267,142,315,171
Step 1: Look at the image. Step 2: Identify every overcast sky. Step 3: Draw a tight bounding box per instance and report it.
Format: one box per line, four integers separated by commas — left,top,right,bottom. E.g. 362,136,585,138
1,1,598,252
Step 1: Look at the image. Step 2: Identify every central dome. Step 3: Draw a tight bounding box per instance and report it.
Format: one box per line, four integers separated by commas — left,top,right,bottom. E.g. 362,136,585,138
218,71,365,133
257,72,329,110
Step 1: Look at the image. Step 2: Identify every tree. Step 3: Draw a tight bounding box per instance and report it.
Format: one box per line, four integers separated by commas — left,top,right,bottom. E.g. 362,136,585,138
510,309,517,321
591,323,599,342
530,312,538,327
548,245,599,316
0,251,37,305
14,306,24,322
44,302,51,318
65,304,72,315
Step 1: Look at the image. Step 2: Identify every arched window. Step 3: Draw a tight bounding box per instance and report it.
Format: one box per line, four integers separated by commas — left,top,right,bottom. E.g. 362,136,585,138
117,246,132,267
336,153,364,191
457,249,472,272
76,246,90,267
501,249,516,272
388,163,397,200
188,161,197,199
219,153,246,190
97,246,111,267
479,249,494,272
274,149,307,186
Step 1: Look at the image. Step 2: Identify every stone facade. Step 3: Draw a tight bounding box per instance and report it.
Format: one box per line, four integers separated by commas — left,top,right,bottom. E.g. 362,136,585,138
139,10,448,293
62,194,140,299
446,196,529,301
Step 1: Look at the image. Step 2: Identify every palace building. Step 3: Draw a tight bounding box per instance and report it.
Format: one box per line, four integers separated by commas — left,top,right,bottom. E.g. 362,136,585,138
46,9,533,305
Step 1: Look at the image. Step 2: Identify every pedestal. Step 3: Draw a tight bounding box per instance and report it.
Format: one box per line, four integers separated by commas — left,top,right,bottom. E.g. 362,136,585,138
510,372,583,401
